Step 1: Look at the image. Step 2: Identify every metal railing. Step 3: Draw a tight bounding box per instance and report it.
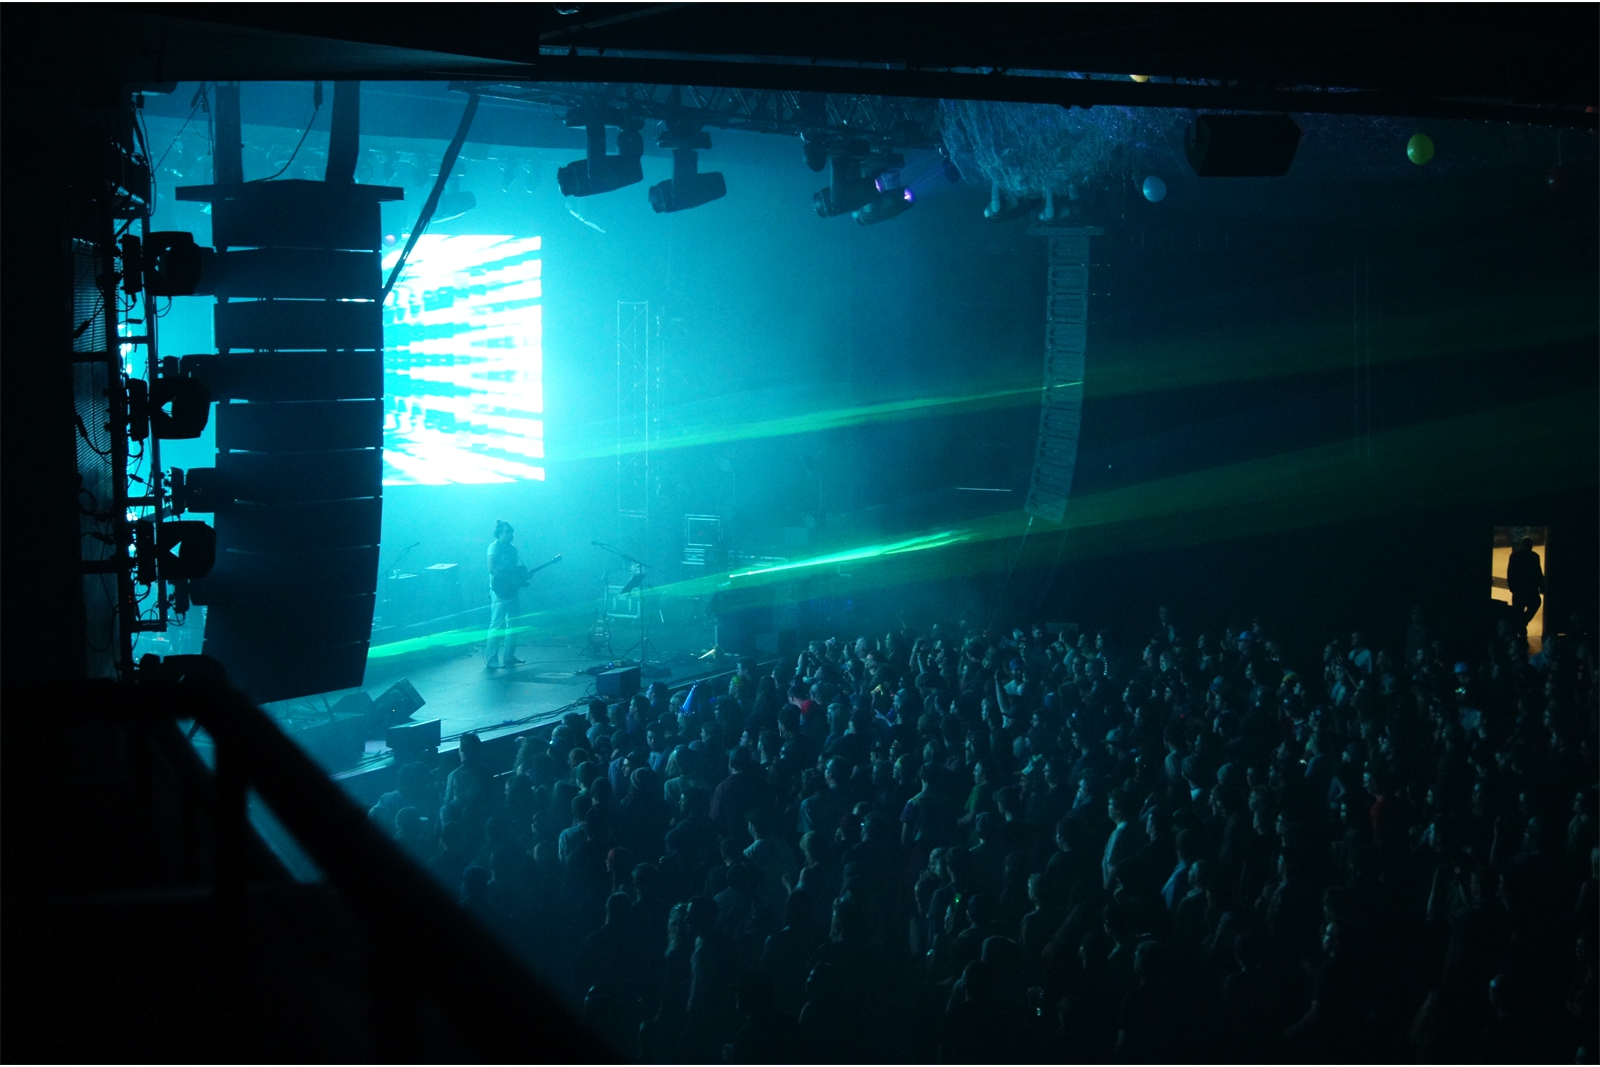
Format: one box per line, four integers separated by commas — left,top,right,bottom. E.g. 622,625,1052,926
128,678,609,1062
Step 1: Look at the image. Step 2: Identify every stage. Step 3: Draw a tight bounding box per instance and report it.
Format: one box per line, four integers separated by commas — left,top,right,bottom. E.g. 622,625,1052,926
246,614,728,802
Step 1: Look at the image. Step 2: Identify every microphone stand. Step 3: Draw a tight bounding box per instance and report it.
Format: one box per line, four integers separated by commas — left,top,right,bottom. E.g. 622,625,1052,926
591,541,669,676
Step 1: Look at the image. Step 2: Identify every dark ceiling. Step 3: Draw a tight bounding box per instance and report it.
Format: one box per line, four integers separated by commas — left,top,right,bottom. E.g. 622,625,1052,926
6,4,1596,127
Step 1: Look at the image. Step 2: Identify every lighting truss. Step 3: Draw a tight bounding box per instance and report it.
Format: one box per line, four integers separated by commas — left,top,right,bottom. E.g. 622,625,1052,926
451,81,943,151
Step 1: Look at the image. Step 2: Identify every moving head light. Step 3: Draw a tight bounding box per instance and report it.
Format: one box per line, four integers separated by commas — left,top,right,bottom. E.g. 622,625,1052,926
649,128,726,213
813,156,877,218
853,170,916,226
814,151,905,219
556,114,644,198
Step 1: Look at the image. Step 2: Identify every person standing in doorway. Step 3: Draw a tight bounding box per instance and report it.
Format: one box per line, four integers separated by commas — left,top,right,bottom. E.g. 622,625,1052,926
1507,536,1546,635
486,519,526,669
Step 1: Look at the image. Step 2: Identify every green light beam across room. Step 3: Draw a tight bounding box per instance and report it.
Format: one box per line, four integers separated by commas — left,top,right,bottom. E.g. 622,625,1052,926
555,381,1078,463
728,529,977,578
1086,272,1597,400
547,275,1592,470
367,530,977,660
369,390,1594,662
701,387,1599,592
886,385,1600,570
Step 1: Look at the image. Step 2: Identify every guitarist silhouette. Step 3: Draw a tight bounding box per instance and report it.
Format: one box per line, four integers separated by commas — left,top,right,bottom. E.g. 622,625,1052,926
485,520,563,670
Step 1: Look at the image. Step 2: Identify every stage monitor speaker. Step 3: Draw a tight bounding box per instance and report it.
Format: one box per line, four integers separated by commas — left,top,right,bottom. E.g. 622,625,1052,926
598,664,641,700
372,678,426,726
329,689,386,739
1185,114,1302,177
386,717,442,763
330,690,374,718
296,709,369,770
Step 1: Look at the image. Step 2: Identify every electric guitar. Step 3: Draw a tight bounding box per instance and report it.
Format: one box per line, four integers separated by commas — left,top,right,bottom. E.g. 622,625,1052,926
500,554,563,594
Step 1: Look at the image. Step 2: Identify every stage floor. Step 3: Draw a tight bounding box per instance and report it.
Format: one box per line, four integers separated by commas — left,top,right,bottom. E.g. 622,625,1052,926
256,616,723,784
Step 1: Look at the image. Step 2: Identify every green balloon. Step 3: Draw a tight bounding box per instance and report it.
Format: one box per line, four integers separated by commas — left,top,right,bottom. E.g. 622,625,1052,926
1407,133,1435,165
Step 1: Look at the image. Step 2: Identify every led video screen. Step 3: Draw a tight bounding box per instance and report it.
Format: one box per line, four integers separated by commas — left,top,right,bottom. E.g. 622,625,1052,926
381,234,545,486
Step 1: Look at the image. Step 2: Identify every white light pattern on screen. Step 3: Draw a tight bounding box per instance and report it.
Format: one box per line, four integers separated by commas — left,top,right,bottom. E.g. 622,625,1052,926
381,234,544,486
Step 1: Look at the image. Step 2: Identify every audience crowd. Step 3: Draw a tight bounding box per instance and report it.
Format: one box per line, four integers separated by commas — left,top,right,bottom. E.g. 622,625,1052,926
369,604,1599,1063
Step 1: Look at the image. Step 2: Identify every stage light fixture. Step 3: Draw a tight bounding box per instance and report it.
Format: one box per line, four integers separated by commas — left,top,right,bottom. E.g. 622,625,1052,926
434,187,477,222
132,518,215,585
148,375,212,440
131,360,212,441
854,186,916,226
155,520,217,581
556,114,644,197
143,231,212,296
648,128,726,213
984,194,1043,224
849,169,916,226
814,154,884,218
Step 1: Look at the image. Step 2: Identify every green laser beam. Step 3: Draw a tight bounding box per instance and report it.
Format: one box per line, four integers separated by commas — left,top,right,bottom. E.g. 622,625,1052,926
555,382,1077,463
369,390,1595,661
729,529,976,579
545,276,1594,471
1086,272,1598,400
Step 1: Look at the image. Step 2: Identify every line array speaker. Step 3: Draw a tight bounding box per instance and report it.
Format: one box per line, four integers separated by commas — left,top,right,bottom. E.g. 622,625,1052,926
178,175,404,704
1024,227,1099,523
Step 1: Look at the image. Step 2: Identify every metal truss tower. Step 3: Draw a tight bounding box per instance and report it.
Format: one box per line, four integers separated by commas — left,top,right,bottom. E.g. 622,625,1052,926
616,301,653,522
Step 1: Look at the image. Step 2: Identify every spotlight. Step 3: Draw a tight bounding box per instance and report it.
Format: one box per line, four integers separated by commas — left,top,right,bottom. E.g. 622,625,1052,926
128,362,211,441
143,231,211,296
648,147,726,213
133,519,216,584
814,152,900,218
983,189,1042,223
156,520,217,581
556,114,644,197
148,375,212,439
435,182,477,222
852,171,916,226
